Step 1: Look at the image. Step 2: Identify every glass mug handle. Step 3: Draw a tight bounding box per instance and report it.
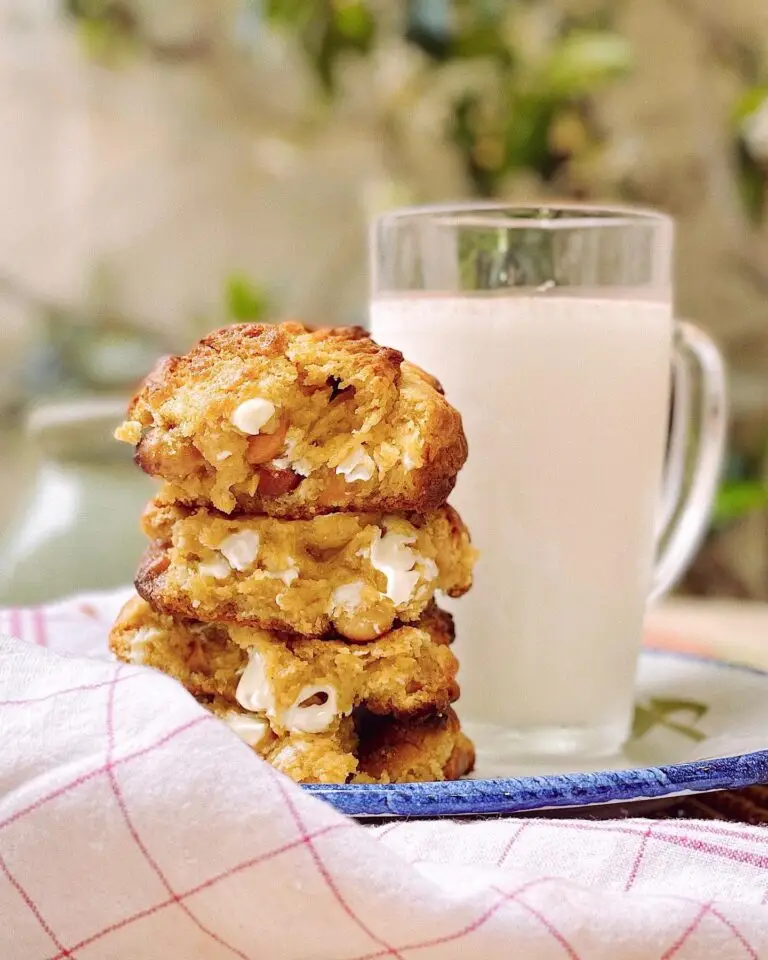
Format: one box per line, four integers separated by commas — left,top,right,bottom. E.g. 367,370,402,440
649,321,728,603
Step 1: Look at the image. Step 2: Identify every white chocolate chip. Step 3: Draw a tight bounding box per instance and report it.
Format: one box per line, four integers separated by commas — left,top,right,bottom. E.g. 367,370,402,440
270,437,296,470
223,711,270,750
271,437,312,476
402,429,423,472
370,528,421,607
230,397,275,435
329,581,365,615
336,446,375,483
264,561,299,587
219,531,260,572
199,556,231,580
236,651,274,714
283,684,339,734
128,627,161,664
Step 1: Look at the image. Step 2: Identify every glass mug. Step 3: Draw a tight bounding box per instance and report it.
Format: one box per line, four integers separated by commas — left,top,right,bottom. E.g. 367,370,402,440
369,203,727,762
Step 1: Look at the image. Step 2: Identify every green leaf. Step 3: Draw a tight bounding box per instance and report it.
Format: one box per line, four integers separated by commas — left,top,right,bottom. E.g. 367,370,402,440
334,2,375,45
732,86,768,126
282,2,376,93
264,0,314,28
503,94,557,172
451,24,514,65
544,31,631,97
225,274,270,322
76,17,137,65
713,480,768,524
66,0,138,65
737,149,767,224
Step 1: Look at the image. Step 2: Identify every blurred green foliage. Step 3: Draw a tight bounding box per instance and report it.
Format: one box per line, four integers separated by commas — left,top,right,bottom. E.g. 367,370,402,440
733,86,768,224
713,479,768,527
733,85,768,125
265,0,376,92
65,0,138,63
67,1,632,196
265,1,631,194
59,0,768,543
224,273,272,322
63,2,767,218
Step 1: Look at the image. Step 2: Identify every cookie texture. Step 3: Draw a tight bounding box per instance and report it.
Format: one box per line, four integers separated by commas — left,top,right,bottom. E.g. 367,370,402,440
110,595,459,725
112,320,477,786
202,697,360,784
355,709,476,784
202,696,473,785
116,322,468,517
137,499,476,640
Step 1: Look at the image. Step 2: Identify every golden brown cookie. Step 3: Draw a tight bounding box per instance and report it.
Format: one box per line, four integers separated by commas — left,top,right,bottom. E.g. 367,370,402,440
202,697,360,785
197,697,358,783
116,322,467,517
354,708,475,784
202,696,474,785
137,499,475,640
110,595,459,727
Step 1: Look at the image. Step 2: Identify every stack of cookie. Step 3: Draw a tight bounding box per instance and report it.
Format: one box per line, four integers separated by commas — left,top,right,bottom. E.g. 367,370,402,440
110,322,477,784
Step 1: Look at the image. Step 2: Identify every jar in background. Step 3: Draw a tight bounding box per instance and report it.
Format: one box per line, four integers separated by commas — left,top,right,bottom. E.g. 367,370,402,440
0,397,155,605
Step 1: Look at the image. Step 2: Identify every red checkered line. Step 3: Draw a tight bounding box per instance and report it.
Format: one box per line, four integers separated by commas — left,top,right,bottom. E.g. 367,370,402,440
3,600,768,960
268,764,408,960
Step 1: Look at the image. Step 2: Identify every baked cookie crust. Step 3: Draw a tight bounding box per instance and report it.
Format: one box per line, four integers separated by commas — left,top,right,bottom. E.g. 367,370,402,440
201,697,474,785
110,595,460,727
137,499,475,640
116,322,468,518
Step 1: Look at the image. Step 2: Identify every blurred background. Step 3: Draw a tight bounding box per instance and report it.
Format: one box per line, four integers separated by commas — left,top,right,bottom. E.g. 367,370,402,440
1,0,768,603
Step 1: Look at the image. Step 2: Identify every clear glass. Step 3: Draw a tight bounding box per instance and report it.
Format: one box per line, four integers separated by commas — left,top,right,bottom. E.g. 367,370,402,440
369,203,727,763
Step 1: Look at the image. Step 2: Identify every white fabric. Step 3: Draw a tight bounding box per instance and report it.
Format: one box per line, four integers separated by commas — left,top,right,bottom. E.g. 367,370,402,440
1,590,768,959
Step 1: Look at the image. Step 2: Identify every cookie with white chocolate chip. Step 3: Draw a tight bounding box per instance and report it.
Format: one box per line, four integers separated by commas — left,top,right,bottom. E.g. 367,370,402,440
202,697,474,784
137,498,476,640
115,322,468,518
110,595,459,725
202,698,360,784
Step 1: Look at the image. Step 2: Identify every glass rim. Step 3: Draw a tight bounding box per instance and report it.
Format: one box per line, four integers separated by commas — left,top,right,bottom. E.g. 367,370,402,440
374,201,672,231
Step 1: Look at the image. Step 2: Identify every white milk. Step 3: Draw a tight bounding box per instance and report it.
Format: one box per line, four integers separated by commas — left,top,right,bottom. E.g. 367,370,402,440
370,292,673,757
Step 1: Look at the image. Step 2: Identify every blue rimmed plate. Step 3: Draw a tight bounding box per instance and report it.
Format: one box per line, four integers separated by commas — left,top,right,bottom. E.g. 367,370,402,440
304,650,768,818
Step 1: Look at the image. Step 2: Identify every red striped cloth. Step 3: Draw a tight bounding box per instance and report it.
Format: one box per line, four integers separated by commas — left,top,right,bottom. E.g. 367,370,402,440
2,590,768,959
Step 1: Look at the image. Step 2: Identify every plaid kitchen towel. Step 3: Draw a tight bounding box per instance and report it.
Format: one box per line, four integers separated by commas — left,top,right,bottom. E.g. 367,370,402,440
1,590,767,959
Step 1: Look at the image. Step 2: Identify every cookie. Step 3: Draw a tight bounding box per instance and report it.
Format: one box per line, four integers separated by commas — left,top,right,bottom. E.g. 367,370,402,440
111,595,459,728
115,322,467,517
137,499,475,640
203,697,360,784
203,697,474,785
355,708,476,784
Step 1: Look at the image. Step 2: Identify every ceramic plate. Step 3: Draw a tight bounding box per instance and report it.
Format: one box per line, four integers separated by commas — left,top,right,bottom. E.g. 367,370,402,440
305,650,768,818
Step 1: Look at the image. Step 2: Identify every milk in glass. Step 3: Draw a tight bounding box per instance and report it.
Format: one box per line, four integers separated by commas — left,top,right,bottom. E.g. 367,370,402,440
370,292,672,756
